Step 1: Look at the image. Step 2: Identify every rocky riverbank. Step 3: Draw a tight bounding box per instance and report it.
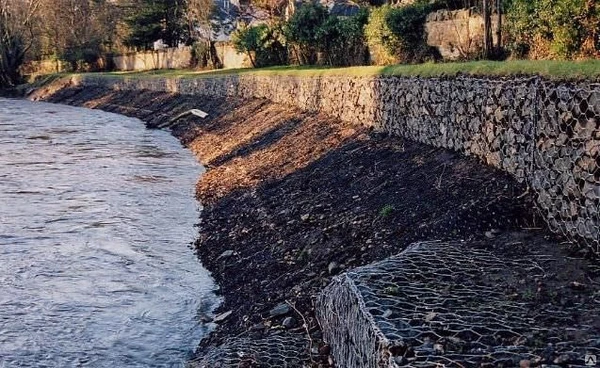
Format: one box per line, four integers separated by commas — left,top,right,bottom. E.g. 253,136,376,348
30,79,600,367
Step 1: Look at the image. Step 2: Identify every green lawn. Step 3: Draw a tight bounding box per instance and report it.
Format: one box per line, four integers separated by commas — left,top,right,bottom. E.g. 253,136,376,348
92,60,600,80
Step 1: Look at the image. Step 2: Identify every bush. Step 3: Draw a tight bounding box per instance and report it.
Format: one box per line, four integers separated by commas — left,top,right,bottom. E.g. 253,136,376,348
364,5,401,65
316,9,369,66
232,23,287,67
191,41,223,69
365,3,438,65
386,1,440,62
284,2,329,65
61,44,103,71
191,41,211,68
506,0,600,59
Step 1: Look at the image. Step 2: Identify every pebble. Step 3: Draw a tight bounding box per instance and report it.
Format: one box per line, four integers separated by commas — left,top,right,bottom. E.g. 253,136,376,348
269,303,291,317
250,322,266,331
519,359,530,368
218,250,235,258
328,261,340,275
318,344,331,355
393,356,408,365
282,316,296,329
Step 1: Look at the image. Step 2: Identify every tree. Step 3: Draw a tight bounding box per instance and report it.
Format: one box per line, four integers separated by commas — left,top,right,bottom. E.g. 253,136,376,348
0,0,40,87
232,24,265,67
232,23,287,67
125,0,188,50
184,0,214,41
284,2,328,64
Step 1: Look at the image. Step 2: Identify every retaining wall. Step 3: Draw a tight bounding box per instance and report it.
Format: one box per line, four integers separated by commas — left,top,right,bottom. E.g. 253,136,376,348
71,74,600,254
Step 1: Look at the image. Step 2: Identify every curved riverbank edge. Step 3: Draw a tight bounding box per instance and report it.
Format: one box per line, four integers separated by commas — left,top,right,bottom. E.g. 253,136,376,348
29,77,600,367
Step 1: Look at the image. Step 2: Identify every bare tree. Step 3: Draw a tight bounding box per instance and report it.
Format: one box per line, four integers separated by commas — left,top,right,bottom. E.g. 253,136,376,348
0,0,41,86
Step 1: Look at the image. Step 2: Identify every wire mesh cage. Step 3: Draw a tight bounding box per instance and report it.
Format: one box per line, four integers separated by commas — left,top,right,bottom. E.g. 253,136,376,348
317,241,600,368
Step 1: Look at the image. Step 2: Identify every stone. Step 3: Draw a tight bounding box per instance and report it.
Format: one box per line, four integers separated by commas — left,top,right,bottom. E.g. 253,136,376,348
328,261,340,275
282,316,296,329
218,250,235,258
213,310,232,323
269,303,291,317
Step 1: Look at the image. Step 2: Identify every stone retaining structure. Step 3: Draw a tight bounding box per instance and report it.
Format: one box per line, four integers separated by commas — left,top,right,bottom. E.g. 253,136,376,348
70,74,600,255
316,240,600,367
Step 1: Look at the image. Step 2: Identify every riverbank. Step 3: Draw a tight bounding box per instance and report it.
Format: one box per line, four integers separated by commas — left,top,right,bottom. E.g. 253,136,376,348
29,78,600,367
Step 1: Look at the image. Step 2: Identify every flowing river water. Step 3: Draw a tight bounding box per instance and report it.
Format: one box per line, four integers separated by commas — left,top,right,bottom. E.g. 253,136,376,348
0,99,217,367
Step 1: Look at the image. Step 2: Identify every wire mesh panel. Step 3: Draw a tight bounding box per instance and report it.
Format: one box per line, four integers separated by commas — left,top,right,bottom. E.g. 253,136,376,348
191,333,311,368
532,81,600,254
316,241,600,368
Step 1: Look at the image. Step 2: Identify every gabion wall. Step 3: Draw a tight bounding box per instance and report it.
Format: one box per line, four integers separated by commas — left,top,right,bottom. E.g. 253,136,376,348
190,334,310,368
71,74,600,254
316,241,600,368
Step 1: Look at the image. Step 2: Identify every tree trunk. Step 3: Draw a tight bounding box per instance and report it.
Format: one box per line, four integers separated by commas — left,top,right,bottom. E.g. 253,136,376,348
482,0,492,59
495,0,502,52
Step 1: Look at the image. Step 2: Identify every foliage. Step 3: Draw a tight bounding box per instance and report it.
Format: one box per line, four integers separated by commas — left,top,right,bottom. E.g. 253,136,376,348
232,23,287,67
315,9,369,66
365,2,439,65
184,0,215,40
284,2,329,65
0,0,39,87
61,44,103,71
125,0,189,50
379,204,394,217
285,3,368,66
191,41,211,68
505,0,600,59
364,6,402,65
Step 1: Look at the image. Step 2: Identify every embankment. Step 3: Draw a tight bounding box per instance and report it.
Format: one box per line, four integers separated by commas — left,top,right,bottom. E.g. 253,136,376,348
28,75,600,367
64,73,600,255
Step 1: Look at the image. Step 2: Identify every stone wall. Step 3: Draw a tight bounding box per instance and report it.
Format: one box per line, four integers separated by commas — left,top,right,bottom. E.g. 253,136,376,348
112,47,193,71
425,9,501,60
70,74,600,254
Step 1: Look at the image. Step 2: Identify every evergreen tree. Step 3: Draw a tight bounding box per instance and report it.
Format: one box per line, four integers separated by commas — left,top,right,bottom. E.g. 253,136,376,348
125,0,188,50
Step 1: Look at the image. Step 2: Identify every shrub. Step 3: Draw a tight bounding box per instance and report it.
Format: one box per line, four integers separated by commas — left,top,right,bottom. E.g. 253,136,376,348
364,5,401,65
284,2,329,65
505,0,600,59
386,1,440,62
365,3,438,65
316,9,369,66
232,23,287,67
191,41,212,68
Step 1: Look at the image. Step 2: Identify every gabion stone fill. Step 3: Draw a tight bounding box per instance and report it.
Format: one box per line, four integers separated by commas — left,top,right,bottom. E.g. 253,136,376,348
316,241,600,367
533,81,600,253
191,333,311,367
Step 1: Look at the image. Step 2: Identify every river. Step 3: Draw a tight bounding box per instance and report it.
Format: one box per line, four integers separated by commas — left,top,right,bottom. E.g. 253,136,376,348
0,98,217,367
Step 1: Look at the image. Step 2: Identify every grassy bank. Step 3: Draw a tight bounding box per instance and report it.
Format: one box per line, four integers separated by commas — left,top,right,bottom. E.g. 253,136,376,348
93,60,600,80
